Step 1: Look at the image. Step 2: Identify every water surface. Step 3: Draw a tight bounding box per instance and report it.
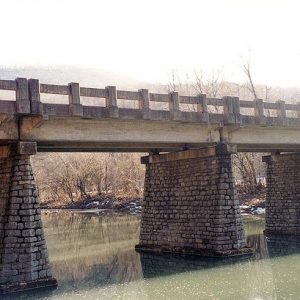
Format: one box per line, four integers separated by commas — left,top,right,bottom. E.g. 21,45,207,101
4,212,300,300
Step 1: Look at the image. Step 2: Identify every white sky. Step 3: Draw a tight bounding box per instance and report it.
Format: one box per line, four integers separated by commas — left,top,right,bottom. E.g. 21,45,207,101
1,0,300,87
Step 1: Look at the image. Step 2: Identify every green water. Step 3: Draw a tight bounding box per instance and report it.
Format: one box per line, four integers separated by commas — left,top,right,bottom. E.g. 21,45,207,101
4,212,300,300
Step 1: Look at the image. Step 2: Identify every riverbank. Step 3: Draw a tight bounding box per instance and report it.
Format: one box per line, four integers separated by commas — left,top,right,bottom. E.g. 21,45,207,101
239,190,266,215
41,194,142,214
41,190,266,215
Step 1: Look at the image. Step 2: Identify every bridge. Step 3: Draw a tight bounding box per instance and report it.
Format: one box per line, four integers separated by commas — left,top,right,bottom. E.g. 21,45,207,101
0,78,299,294
0,78,300,152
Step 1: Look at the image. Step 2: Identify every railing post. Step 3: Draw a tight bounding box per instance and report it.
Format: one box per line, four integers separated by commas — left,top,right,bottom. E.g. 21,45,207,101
223,97,234,124
105,86,119,118
196,94,209,122
223,96,241,124
254,99,265,125
169,91,181,121
139,89,150,119
233,97,241,123
68,82,83,117
28,79,43,115
276,100,286,125
15,78,30,114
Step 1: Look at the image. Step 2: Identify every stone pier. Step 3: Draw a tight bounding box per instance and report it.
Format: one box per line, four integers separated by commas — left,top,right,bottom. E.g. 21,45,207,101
136,144,252,257
0,142,57,294
263,153,300,236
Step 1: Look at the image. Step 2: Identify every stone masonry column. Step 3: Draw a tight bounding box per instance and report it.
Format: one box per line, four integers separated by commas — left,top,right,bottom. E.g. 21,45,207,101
136,144,252,257
0,142,57,294
263,153,300,236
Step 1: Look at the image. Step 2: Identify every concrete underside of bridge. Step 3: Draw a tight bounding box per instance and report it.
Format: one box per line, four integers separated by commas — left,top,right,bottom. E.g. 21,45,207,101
0,143,57,294
136,144,253,256
1,116,300,152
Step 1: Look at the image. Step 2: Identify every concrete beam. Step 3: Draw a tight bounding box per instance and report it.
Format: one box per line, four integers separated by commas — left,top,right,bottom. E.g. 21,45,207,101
141,144,237,164
0,146,9,158
20,116,220,146
36,141,213,153
16,141,37,155
224,125,300,152
0,118,18,140
0,142,37,158
1,115,300,152
262,152,300,163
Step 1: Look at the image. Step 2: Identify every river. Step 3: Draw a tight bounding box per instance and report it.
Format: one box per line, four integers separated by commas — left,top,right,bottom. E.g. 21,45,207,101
3,212,300,300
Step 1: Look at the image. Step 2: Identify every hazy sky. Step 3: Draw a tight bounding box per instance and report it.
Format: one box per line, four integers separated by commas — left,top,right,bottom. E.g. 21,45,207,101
1,0,300,87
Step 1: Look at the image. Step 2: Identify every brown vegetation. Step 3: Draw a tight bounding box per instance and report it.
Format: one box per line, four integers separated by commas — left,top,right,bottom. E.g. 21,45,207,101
32,153,145,206
32,150,266,208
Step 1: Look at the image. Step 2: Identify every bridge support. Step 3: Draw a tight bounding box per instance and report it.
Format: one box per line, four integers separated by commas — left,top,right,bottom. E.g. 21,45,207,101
0,142,57,294
263,153,300,236
136,144,252,257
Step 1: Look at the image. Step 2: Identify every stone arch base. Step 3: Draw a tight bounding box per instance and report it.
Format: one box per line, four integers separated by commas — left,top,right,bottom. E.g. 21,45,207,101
0,143,57,294
136,144,252,257
263,153,300,236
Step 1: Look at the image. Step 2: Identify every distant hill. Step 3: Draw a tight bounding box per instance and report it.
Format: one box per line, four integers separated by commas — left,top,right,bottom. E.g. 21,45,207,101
0,65,299,102
0,65,168,92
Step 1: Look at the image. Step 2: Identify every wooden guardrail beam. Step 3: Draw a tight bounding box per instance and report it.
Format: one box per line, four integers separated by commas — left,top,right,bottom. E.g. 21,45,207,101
0,80,17,91
40,83,69,95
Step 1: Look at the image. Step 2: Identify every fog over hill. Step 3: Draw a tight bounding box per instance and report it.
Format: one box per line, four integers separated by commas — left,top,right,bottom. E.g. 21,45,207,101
0,65,145,89
1,65,300,102
0,65,171,93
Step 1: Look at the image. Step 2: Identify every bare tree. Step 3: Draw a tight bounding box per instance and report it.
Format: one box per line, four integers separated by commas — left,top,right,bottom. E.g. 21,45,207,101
193,69,224,98
233,60,266,194
32,152,145,205
243,61,258,99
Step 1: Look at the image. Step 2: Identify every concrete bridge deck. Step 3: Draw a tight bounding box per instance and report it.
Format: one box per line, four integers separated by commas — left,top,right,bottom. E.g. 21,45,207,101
0,78,299,153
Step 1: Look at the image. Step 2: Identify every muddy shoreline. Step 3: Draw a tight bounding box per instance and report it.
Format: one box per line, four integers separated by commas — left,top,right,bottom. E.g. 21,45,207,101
41,191,266,216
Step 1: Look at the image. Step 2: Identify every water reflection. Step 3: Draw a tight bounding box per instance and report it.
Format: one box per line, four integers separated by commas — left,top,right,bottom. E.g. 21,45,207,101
2,213,300,300
266,234,300,257
139,252,251,279
139,219,300,278
44,212,143,287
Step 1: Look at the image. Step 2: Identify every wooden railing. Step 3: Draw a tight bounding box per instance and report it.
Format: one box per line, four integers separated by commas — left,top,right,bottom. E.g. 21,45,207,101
0,78,300,127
